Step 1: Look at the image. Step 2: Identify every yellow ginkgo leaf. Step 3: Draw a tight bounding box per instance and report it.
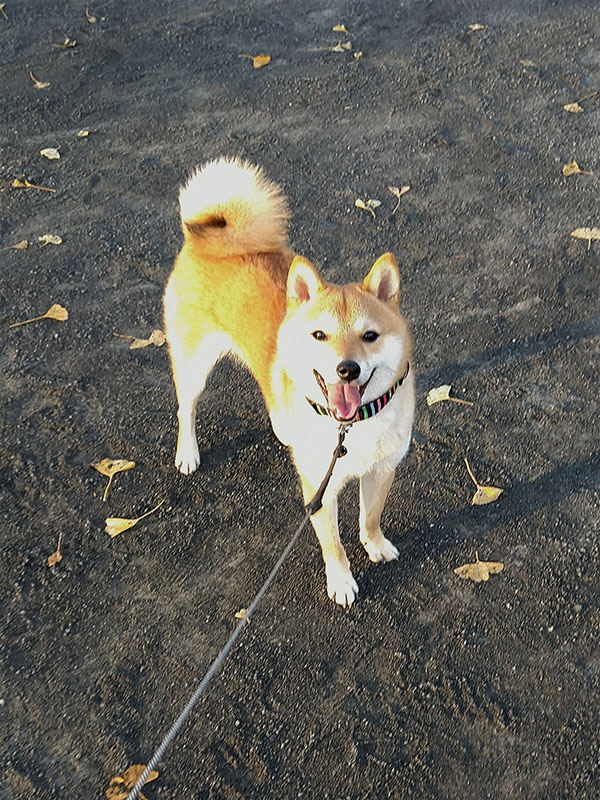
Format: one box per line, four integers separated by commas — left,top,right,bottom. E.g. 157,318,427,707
29,71,50,89
468,23,484,32
355,198,381,218
562,161,593,176
331,40,352,52
570,227,600,250
39,235,63,246
333,24,350,34
427,384,474,407
129,328,167,349
9,240,28,250
388,185,410,213
8,303,68,328
91,458,135,501
454,551,504,582
77,129,91,137
40,147,61,160
47,533,63,567
12,177,56,192
239,53,270,69
464,457,504,506
563,102,583,113
106,764,159,800
105,500,165,538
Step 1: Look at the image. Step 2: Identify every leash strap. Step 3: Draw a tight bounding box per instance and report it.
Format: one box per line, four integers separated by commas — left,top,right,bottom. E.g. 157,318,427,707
125,426,349,800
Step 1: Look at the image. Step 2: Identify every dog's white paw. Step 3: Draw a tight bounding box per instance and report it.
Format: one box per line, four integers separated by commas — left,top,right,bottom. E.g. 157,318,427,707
363,535,399,564
325,564,359,607
175,442,201,475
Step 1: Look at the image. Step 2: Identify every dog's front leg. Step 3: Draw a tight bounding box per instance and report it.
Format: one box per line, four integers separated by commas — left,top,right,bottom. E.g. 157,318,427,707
359,466,400,563
301,484,358,607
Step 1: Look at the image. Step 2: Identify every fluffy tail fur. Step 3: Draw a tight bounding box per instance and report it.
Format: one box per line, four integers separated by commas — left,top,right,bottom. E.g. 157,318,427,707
179,157,290,258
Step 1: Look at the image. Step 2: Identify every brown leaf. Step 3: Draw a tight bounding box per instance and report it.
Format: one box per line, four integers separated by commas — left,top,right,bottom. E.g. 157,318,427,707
91,458,135,502
47,533,63,567
105,500,165,538
562,160,592,176
10,240,28,250
563,102,584,113
8,303,68,328
106,764,158,800
40,147,61,160
426,384,474,407
29,71,50,89
454,551,504,582
129,329,166,349
464,457,504,506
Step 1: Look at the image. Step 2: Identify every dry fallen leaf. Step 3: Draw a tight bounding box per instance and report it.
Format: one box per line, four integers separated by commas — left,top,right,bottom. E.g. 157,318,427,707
47,533,63,567
427,384,474,407
6,240,28,251
332,24,350,34
40,147,61,160
53,37,76,49
355,198,381,218
570,227,600,250
353,51,363,61
77,129,91,137
106,764,159,800
29,71,50,89
563,102,584,113
235,608,249,620
388,185,410,214
91,458,135,502
331,40,352,52
85,8,105,23
129,329,167,349
0,4,8,20
39,234,63,246
519,59,536,68
464,457,504,505
105,499,165,538
562,160,593,176
239,53,271,69
454,551,504,582
468,23,484,32
8,303,68,328
12,178,56,193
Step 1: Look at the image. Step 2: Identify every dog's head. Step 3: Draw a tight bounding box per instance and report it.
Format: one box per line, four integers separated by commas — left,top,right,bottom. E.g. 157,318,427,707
278,253,412,422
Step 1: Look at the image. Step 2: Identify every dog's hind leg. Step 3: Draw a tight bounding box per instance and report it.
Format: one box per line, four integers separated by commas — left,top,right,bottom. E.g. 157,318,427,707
359,466,399,563
170,332,230,474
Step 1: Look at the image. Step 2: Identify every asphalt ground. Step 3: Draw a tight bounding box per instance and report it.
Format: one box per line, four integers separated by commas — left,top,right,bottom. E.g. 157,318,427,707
1,1,599,798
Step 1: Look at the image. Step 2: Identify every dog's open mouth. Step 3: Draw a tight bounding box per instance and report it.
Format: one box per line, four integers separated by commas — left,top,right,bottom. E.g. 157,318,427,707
313,369,374,422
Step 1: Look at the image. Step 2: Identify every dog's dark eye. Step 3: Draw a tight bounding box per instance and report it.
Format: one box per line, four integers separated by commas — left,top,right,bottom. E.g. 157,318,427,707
312,330,328,341
362,331,379,342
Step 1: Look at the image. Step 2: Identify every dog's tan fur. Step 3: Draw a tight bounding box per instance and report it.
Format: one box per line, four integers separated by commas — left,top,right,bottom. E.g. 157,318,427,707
164,158,415,605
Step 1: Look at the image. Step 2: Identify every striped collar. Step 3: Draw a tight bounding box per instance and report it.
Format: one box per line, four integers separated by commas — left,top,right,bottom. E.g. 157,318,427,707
306,364,410,423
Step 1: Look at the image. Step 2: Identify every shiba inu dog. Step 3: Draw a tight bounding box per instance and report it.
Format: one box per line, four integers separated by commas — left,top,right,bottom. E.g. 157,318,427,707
164,158,415,606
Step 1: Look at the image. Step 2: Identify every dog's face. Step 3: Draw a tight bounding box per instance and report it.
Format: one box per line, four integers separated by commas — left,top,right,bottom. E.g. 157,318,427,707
278,253,412,422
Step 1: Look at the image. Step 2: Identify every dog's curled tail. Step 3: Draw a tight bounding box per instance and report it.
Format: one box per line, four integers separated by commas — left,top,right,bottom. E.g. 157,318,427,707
179,157,290,257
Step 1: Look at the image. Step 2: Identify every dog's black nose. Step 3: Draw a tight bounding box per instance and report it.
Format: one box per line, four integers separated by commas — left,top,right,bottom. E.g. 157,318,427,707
336,360,361,382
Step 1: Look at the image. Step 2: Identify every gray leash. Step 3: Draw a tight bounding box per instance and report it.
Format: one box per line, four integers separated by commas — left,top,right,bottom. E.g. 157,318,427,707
125,424,350,800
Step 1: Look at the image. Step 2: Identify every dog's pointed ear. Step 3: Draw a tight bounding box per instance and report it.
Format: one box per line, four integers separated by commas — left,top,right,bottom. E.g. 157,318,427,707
287,256,323,304
362,252,400,304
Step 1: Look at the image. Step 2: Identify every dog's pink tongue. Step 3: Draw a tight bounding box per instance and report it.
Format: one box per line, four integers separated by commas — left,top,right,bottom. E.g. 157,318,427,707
327,383,361,420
